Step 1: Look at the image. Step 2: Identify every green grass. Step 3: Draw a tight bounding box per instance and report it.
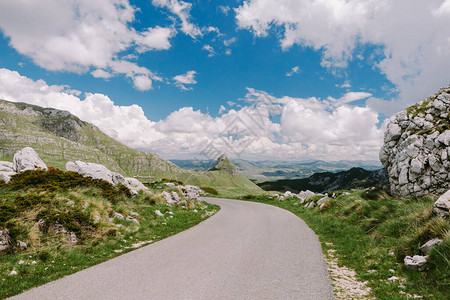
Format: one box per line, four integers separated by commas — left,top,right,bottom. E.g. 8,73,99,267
240,190,449,299
0,169,219,299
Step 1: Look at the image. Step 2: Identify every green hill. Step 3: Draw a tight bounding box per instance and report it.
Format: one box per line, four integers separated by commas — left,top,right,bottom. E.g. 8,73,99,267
0,99,262,197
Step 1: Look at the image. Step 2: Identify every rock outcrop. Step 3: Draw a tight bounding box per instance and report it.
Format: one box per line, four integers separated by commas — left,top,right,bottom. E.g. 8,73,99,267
66,160,149,195
209,154,240,175
433,190,450,217
13,147,47,172
0,228,10,251
380,86,450,197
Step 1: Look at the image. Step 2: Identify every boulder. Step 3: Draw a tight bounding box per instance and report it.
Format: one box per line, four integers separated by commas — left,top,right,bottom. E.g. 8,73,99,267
66,160,127,186
68,232,78,244
13,147,47,172
125,177,149,193
17,240,27,249
163,182,176,188
420,238,443,255
126,216,140,225
0,161,13,172
112,212,125,220
155,210,164,217
404,255,428,271
298,190,316,203
317,196,329,206
0,171,16,183
0,228,11,251
433,190,450,217
181,185,204,200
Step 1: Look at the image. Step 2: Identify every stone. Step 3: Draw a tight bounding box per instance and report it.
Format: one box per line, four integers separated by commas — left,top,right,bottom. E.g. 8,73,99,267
125,177,149,193
298,190,316,201
68,232,77,244
380,86,450,197
8,270,18,276
0,228,11,251
171,191,180,202
404,255,428,271
13,147,47,172
112,212,124,220
0,161,13,172
18,260,25,265
420,239,443,255
51,223,67,234
181,185,204,200
317,196,329,206
0,171,16,183
66,160,127,187
155,210,164,217
161,191,178,204
306,201,315,209
163,182,176,188
17,240,27,249
126,216,140,225
433,190,450,217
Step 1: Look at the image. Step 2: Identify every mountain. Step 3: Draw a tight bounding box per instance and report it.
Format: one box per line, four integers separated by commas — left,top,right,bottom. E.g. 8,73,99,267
257,167,389,193
170,158,383,183
209,154,239,174
0,99,262,197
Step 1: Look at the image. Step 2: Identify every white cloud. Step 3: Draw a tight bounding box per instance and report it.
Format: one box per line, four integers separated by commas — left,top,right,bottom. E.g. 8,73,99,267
235,0,450,115
91,69,113,79
223,37,236,47
173,70,197,90
133,75,153,91
0,68,384,161
218,5,231,15
202,45,216,57
225,49,232,56
152,0,202,38
336,81,351,89
136,26,174,52
0,0,173,91
286,66,300,77
219,105,226,114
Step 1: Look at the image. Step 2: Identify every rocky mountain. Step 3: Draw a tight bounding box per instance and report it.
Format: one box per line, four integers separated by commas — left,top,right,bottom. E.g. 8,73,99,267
257,167,389,193
380,85,450,197
0,100,262,197
209,154,239,174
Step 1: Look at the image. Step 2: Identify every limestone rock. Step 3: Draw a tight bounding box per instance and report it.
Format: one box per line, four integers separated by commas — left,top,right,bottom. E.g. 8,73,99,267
0,161,13,172
8,270,18,276
112,212,125,220
126,216,140,225
17,240,27,249
0,171,16,183
68,232,78,244
380,86,450,197
161,191,178,204
420,239,443,255
13,147,47,172
66,160,127,186
181,185,204,200
155,210,164,217
125,177,149,193
433,190,450,217
163,182,176,188
0,228,11,251
404,255,428,271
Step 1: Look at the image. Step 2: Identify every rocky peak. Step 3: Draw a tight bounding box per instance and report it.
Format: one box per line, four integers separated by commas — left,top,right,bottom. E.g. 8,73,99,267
380,85,450,197
209,154,240,175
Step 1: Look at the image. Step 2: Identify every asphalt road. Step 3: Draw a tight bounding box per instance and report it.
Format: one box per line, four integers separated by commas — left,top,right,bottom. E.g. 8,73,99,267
12,197,334,300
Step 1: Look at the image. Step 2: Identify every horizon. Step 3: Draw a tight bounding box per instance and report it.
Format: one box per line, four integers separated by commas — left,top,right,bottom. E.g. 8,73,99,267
1,0,449,161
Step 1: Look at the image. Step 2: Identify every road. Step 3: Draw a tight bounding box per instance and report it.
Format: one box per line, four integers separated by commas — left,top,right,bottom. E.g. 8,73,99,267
12,197,334,300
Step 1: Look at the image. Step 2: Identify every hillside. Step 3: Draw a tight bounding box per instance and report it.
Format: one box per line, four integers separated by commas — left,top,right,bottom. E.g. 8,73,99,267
0,100,262,197
258,167,389,193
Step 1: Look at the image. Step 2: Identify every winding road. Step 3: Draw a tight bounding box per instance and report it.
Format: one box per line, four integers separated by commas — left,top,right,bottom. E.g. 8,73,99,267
12,198,334,300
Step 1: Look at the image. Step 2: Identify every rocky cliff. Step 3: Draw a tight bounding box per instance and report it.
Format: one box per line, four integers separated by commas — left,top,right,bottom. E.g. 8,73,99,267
380,85,450,197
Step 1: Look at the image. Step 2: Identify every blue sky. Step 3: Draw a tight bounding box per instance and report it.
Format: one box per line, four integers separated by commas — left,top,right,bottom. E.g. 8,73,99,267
0,0,449,161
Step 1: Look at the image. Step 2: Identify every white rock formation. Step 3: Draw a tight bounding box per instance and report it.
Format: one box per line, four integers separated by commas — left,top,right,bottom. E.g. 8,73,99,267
404,255,428,271
0,172,15,183
181,185,204,200
380,86,450,197
433,190,450,217
13,147,47,172
66,160,127,186
155,210,164,217
0,161,13,172
0,228,10,251
125,177,149,193
420,238,443,255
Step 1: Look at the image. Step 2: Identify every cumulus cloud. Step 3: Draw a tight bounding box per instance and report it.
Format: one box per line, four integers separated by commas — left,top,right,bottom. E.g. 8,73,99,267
202,45,216,57
286,66,300,77
0,0,173,91
235,0,450,115
152,0,203,38
0,68,384,161
218,5,231,15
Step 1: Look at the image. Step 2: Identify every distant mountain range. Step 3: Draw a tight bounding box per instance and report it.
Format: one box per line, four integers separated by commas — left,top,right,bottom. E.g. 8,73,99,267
170,158,382,183
257,167,389,194
0,99,262,197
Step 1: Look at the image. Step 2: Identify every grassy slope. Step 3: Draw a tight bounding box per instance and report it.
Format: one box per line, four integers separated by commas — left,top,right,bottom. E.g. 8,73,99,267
0,169,219,299
241,191,449,299
0,100,262,198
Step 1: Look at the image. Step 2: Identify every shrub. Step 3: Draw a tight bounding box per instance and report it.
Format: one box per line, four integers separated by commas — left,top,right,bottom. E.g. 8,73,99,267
200,186,218,195
8,167,131,202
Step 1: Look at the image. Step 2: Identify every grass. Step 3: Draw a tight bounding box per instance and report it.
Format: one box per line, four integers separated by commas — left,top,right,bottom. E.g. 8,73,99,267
0,169,219,299
240,189,449,299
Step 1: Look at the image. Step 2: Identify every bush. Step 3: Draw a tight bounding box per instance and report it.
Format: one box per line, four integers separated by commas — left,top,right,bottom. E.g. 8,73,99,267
200,186,218,195
8,167,131,202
